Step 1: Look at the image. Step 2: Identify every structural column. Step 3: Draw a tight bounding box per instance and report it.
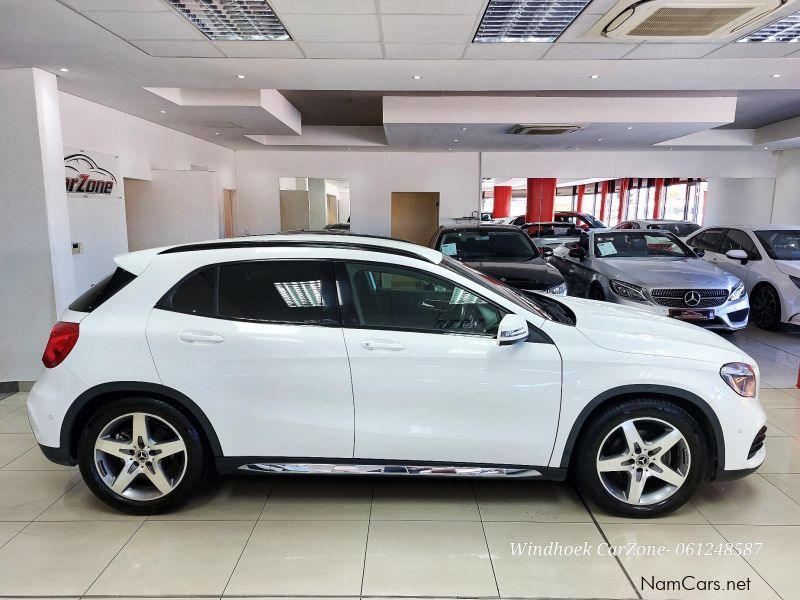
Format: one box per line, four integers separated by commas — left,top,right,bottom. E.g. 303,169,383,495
525,178,557,223
598,180,609,223
492,185,512,218
0,68,75,382
617,178,630,223
576,184,585,213
652,178,665,219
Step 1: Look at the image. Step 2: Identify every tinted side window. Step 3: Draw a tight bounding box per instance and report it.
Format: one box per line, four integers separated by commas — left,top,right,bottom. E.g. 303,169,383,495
159,260,338,325
69,268,136,313
694,229,724,252
344,263,504,336
720,229,760,259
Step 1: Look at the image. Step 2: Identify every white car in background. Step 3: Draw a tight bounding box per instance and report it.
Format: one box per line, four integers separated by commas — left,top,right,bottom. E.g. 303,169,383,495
686,225,800,330
28,233,765,518
614,219,701,239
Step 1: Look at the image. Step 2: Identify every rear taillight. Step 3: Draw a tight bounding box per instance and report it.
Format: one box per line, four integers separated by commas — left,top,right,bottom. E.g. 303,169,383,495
42,321,79,368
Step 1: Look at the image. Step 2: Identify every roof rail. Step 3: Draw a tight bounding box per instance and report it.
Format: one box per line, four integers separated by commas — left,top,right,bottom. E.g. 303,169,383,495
158,239,436,263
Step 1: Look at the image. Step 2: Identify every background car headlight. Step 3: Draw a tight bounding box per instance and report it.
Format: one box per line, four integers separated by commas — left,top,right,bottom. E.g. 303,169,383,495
546,282,568,296
790,275,800,290
720,362,757,397
608,280,648,302
729,280,746,301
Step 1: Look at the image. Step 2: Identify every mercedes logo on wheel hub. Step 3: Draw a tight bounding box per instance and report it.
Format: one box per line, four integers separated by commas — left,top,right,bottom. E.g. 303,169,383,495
684,291,701,307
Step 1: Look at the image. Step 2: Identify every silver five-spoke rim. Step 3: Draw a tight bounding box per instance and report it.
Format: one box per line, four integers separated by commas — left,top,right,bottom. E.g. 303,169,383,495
94,412,187,501
596,417,691,506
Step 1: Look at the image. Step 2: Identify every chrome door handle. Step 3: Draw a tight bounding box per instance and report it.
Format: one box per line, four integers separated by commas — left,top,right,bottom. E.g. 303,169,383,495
361,340,405,351
179,331,224,344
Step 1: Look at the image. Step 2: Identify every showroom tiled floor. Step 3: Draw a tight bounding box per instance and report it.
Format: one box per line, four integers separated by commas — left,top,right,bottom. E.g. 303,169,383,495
2,326,800,599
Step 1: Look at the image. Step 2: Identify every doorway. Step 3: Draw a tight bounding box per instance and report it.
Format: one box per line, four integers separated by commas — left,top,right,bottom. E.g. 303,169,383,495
223,189,236,238
390,192,439,245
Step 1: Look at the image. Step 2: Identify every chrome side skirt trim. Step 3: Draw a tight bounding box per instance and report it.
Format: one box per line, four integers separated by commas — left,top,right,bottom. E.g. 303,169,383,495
237,462,542,478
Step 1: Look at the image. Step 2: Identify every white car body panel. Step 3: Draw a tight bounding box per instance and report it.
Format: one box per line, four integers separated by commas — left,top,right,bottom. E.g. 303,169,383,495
28,233,766,483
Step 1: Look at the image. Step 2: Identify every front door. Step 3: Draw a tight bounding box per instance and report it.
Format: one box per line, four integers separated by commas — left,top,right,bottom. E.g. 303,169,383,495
146,259,354,458
338,261,562,466
717,228,757,285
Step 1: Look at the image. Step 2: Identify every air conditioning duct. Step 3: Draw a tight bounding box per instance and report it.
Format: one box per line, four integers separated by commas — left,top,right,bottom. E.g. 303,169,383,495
586,0,790,39
508,124,584,135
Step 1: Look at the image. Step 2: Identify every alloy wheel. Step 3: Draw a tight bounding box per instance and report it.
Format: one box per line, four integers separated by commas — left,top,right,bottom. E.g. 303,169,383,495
596,417,690,506
94,412,187,501
751,287,778,328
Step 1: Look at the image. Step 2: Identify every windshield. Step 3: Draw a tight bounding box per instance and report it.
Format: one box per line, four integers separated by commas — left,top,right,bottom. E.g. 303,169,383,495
593,231,692,258
755,230,800,260
438,229,539,261
526,223,582,239
439,256,552,321
646,222,700,237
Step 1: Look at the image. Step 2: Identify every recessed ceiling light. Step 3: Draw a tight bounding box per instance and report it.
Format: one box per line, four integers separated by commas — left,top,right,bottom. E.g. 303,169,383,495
166,0,290,41
589,74,599,79
597,138,603,142
412,75,423,80
448,148,453,151
737,10,800,43
59,68,69,73
215,132,221,135
461,127,468,131
160,110,167,114
626,126,633,130
771,73,782,78
237,74,246,79
453,139,459,142
474,0,592,43
763,146,769,150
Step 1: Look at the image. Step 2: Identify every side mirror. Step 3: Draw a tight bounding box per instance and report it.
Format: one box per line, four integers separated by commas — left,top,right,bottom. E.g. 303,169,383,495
568,245,587,260
694,248,705,258
540,246,554,258
497,314,529,346
726,249,749,264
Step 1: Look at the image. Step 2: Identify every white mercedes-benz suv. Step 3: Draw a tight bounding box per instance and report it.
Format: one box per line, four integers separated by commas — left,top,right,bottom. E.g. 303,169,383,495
29,233,766,517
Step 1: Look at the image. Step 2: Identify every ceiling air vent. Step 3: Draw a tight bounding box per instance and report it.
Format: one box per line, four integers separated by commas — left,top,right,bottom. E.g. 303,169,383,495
508,124,584,135
586,0,790,39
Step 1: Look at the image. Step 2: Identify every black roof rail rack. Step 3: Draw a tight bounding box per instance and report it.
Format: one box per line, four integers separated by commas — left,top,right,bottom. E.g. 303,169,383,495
158,239,435,263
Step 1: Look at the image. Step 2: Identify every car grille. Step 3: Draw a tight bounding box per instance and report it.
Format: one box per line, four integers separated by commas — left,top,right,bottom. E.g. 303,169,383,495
650,288,729,308
748,425,767,459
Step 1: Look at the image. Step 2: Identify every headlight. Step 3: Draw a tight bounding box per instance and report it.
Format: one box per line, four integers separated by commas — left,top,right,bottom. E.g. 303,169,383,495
546,281,568,296
609,280,648,302
729,280,746,301
720,362,757,398
790,275,800,290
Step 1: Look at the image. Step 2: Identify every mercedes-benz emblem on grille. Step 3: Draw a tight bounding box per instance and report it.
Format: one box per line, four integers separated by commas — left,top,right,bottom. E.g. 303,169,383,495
684,291,702,307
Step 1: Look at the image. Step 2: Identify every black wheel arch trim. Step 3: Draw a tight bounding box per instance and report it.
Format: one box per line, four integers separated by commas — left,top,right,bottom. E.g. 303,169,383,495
558,384,725,474
60,381,223,463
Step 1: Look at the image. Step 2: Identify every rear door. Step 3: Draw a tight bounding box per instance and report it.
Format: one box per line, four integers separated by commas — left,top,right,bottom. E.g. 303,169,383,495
146,259,354,459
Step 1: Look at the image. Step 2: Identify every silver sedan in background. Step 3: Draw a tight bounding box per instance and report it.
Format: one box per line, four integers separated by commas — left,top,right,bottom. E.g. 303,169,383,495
550,229,750,331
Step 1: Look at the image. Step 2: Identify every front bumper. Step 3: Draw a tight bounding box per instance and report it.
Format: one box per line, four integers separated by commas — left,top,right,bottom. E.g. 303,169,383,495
610,293,750,331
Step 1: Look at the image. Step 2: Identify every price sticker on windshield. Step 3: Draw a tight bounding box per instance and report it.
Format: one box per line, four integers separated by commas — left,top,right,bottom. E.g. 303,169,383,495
597,241,617,256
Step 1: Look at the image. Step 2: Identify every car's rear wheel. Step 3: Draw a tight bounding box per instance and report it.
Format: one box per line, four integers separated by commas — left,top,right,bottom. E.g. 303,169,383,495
573,399,706,517
78,397,207,514
750,284,783,331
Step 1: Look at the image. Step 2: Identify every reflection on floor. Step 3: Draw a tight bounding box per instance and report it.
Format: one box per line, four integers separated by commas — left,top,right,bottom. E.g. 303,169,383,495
0,324,799,599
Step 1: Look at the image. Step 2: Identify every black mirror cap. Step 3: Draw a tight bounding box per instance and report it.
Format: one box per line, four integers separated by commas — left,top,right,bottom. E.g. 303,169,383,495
694,248,705,258
568,245,587,259
540,246,554,257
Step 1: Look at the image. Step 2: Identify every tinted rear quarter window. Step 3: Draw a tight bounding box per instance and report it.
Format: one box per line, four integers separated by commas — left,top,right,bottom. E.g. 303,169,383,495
69,268,136,313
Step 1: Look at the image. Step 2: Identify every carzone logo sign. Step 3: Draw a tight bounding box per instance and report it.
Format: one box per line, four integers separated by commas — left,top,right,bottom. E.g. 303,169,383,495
64,153,117,196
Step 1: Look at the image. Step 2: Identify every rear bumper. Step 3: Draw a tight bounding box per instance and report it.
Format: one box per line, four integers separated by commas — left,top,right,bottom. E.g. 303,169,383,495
38,443,76,467
715,463,762,481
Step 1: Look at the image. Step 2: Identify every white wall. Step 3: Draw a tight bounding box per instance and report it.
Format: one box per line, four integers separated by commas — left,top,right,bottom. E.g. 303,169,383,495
234,151,480,236
68,196,128,292
772,149,800,225
705,178,776,227
0,69,75,382
125,171,219,251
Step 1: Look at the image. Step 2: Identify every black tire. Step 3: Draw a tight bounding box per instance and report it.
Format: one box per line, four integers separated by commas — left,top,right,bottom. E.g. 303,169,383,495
78,397,208,514
750,284,784,331
589,283,606,301
572,398,707,518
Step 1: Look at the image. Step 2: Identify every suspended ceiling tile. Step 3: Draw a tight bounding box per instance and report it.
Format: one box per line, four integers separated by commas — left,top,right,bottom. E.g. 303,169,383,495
281,14,381,42
81,10,205,40
381,15,477,43
544,42,637,59
300,42,384,58
624,43,723,59
270,0,376,14
132,40,225,57
465,42,551,59
61,0,169,10
385,43,466,59
380,0,487,15
213,41,304,58
704,42,800,58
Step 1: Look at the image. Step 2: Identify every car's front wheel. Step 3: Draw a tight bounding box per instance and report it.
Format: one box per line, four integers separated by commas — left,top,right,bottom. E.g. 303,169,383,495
573,399,707,518
78,397,207,514
750,284,783,331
